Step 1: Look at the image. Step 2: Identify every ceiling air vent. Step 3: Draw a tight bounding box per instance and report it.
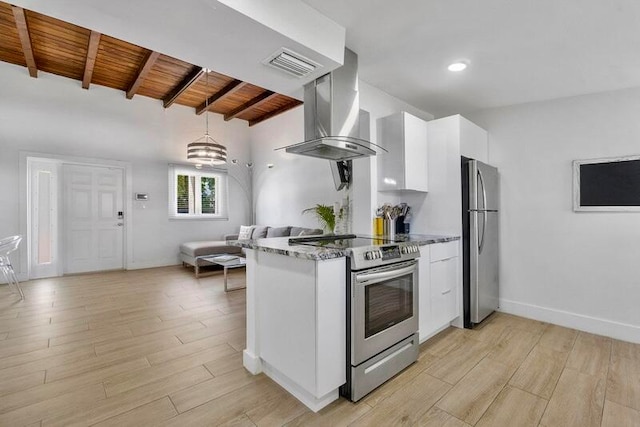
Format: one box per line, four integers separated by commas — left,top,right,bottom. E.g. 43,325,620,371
263,48,320,78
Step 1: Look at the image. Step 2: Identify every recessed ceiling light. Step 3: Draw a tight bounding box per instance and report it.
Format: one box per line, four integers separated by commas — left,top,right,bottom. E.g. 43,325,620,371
448,62,468,72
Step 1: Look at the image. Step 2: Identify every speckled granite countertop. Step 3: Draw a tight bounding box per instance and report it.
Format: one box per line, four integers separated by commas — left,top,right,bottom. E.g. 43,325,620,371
391,234,460,245
228,234,460,261
229,236,346,260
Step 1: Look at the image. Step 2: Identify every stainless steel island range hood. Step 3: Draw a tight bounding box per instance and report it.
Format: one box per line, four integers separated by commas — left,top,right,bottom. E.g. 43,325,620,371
279,49,384,190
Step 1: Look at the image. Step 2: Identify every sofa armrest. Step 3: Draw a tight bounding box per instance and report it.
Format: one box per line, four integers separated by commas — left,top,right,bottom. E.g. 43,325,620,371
224,233,239,241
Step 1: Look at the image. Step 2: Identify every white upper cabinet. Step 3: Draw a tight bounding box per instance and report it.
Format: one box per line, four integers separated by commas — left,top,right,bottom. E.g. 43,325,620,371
419,115,488,236
459,116,488,163
377,111,429,192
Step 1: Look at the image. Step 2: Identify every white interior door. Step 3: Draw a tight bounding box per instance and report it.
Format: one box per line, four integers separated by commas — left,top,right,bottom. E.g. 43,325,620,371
63,164,124,274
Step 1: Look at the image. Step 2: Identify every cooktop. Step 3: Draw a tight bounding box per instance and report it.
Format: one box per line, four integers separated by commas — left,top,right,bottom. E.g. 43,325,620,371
288,234,398,249
289,234,393,249
289,234,421,270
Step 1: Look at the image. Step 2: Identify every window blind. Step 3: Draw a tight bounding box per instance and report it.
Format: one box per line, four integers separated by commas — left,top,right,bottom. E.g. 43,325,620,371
168,164,228,219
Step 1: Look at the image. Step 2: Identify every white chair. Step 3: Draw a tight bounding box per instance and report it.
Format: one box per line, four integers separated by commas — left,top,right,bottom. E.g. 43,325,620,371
0,235,24,300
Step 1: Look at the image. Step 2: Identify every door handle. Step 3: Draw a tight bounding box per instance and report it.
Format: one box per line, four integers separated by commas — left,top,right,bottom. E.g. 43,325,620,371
478,211,487,254
116,223,124,226
478,169,488,212
477,169,487,254
355,263,416,284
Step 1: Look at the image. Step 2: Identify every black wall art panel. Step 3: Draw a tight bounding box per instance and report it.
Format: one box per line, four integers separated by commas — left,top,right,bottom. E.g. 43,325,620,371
574,156,640,211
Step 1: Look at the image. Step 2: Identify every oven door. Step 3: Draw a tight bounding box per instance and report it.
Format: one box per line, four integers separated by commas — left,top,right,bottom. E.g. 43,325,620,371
351,260,418,366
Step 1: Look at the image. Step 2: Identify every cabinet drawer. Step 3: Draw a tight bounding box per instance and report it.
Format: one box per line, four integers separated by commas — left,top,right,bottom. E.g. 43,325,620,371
430,256,459,328
430,241,459,262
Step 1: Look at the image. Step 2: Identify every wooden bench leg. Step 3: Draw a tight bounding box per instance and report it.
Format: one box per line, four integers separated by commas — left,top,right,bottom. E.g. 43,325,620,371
195,263,200,279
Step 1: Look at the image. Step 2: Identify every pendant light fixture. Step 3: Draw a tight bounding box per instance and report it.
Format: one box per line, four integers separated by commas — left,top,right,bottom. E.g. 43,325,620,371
187,70,227,166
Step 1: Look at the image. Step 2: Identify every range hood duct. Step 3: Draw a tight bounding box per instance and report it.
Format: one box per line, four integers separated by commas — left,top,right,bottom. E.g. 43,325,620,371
279,49,384,190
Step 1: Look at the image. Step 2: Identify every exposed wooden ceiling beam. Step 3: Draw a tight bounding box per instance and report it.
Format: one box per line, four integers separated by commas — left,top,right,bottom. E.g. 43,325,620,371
11,6,37,78
163,66,204,108
126,50,160,99
249,100,303,127
195,79,247,115
196,79,247,115
0,5,304,127
224,90,278,122
82,31,101,89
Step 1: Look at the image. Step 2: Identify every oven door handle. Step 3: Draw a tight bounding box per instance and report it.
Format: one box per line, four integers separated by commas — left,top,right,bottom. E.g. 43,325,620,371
355,264,416,284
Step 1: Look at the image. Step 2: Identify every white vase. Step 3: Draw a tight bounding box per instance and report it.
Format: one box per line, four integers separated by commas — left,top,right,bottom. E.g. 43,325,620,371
333,208,350,235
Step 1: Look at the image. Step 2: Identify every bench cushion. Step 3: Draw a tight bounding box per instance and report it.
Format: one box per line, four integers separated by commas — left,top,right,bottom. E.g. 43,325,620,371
180,241,242,257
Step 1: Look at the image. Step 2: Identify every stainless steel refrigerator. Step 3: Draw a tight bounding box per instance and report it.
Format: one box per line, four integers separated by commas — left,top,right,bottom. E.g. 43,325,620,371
462,158,499,327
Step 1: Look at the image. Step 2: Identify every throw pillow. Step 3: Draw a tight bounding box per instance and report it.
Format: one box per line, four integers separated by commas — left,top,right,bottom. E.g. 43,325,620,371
252,225,270,239
238,225,254,240
266,226,291,238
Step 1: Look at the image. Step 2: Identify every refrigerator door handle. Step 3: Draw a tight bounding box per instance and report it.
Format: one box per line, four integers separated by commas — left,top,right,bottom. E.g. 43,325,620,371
478,169,488,212
477,169,487,254
479,212,487,254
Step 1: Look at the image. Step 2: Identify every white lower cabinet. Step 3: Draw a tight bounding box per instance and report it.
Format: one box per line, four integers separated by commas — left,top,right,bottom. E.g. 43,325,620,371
418,254,433,342
419,241,461,342
430,256,458,327
244,250,346,411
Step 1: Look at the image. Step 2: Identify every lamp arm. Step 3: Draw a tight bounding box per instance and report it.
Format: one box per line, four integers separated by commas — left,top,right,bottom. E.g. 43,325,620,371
226,171,253,224
229,162,271,225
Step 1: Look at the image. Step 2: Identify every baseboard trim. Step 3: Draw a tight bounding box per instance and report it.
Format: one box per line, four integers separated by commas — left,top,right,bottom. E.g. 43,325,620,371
126,259,180,270
261,360,339,413
243,349,262,375
0,272,28,284
499,298,640,344
420,323,450,344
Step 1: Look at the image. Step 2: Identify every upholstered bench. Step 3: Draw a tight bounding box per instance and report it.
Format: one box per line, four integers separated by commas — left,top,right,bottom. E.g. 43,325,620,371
179,236,243,278
180,225,322,278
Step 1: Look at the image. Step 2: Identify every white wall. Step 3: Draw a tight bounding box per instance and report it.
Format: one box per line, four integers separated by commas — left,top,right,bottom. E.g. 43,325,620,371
0,62,252,274
467,87,640,342
249,79,433,233
248,106,334,229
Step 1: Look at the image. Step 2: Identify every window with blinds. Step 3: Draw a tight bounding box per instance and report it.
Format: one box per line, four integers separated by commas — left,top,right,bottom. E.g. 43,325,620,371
200,176,216,214
176,174,192,214
168,165,228,219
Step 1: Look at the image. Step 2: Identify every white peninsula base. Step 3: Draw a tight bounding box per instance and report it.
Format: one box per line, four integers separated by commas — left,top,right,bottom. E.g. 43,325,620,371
242,249,346,412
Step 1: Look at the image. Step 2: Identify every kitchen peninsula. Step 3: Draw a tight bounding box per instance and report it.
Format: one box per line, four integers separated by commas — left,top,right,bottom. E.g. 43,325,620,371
230,234,460,412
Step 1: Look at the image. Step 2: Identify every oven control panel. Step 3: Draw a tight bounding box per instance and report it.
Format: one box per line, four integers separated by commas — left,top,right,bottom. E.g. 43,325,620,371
400,245,420,255
355,244,420,269
381,245,401,260
364,250,381,260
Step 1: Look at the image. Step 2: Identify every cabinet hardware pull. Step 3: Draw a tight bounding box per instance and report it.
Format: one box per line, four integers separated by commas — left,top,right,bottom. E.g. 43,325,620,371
364,341,414,374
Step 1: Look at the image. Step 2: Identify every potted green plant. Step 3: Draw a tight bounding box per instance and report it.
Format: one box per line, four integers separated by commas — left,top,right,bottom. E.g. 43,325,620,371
302,204,335,234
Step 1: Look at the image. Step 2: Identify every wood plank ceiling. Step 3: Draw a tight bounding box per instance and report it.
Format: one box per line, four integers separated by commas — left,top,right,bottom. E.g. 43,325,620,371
0,2,303,126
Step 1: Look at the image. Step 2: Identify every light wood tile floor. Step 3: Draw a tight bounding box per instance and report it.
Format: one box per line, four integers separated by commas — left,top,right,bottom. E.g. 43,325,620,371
1,266,639,426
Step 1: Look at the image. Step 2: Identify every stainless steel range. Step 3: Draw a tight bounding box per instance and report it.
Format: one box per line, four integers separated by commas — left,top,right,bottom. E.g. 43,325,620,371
289,234,421,401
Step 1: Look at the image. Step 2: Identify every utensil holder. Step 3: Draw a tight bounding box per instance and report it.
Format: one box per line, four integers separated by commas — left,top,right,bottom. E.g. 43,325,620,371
373,217,384,235
395,216,405,234
383,218,396,237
